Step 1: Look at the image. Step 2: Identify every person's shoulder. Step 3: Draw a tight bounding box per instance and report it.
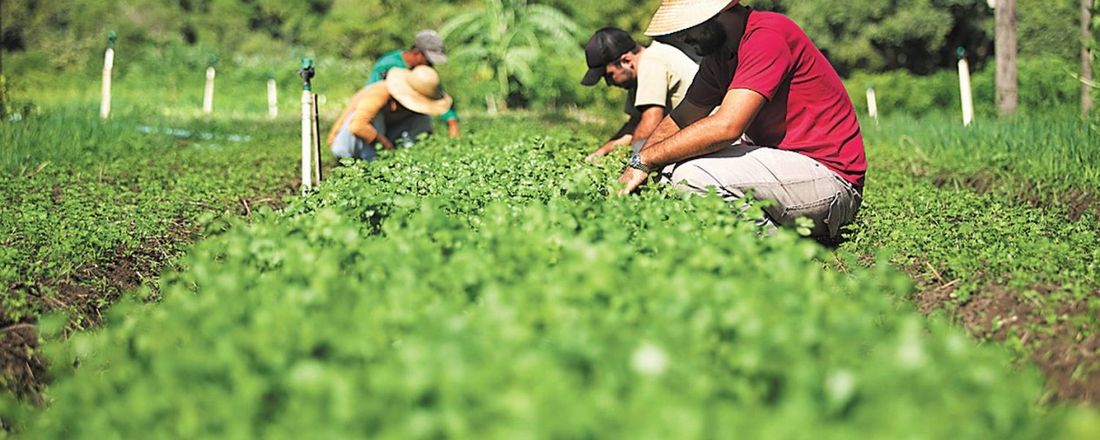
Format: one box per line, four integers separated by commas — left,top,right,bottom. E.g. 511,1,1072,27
750,10,797,25
644,41,696,67
746,10,802,35
646,41,685,58
361,82,391,98
377,50,404,65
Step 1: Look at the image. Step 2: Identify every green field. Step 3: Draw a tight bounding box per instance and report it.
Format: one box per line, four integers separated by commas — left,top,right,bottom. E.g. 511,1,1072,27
2,0,1099,436
0,113,1095,437
1,98,1099,436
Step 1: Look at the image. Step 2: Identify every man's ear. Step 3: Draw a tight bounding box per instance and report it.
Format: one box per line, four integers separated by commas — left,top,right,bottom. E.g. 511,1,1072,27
624,51,640,70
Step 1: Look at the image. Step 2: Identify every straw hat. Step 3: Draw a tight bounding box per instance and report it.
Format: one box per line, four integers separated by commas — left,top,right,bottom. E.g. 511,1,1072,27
385,66,453,116
645,0,740,37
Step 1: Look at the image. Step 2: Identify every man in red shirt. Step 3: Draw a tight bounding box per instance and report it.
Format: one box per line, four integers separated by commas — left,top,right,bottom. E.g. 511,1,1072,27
619,0,866,238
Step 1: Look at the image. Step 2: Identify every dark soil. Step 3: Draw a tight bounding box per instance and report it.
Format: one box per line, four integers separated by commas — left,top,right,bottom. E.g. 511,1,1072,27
913,278,1100,404
0,192,292,405
0,227,192,404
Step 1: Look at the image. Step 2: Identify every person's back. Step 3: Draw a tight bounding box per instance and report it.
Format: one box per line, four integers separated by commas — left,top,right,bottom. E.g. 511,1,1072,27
732,11,864,186
634,40,699,111
327,82,389,149
328,66,453,162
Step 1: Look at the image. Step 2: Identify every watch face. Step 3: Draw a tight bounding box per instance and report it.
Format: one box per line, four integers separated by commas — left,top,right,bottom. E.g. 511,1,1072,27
630,154,649,172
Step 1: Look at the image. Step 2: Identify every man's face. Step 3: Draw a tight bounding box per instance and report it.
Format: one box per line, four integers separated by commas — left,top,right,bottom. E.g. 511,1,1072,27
603,52,638,89
677,17,727,58
407,49,430,67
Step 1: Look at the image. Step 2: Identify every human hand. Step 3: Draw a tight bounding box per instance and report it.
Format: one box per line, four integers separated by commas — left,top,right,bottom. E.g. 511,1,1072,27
378,136,396,150
617,167,649,196
585,151,606,163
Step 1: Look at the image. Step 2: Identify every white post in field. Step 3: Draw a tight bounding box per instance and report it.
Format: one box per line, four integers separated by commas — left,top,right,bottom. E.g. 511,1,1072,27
203,66,216,114
99,32,116,120
299,59,317,195
310,92,323,187
957,48,975,127
865,85,878,123
267,77,279,119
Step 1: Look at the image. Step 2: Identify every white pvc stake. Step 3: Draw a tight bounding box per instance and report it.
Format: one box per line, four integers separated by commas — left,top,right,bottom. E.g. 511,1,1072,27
203,66,216,114
299,59,316,195
311,93,322,187
99,32,116,120
957,48,975,127
865,86,879,123
301,90,313,195
267,78,279,119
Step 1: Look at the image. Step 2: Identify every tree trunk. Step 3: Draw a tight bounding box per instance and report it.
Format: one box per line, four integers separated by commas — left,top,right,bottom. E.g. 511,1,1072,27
995,0,1018,116
1082,0,1095,116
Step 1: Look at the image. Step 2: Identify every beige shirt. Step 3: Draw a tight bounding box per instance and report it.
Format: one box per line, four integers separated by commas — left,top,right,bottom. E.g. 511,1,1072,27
624,41,700,117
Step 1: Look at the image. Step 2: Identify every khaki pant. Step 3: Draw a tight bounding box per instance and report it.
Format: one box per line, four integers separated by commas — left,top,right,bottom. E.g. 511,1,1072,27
659,143,862,238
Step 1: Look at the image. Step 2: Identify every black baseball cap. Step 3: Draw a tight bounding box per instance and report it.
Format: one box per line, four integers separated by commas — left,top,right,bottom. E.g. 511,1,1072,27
580,28,638,86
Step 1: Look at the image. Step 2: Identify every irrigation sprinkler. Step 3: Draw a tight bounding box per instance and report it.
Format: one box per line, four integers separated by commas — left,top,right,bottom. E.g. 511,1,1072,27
203,54,217,114
865,84,879,124
298,58,323,195
99,32,116,120
267,72,279,119
957,47,975,127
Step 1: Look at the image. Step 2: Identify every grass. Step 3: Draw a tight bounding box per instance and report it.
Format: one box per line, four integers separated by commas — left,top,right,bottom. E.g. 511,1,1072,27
861,111,1099,212
839,111,1100,403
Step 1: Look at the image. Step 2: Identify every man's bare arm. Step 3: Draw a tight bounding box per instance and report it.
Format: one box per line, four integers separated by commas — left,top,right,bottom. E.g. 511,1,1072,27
586,116,640,160
588,135,633,161
630,105,666,143
637,99,716,153
645,115,681,148
641,89,766,167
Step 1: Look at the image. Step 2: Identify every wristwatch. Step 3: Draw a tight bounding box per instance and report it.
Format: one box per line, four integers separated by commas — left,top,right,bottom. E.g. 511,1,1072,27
628,152,657,173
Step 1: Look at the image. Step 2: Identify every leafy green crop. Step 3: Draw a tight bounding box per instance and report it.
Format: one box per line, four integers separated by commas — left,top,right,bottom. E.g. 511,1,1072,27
8,118,1097,438
0,107,298,328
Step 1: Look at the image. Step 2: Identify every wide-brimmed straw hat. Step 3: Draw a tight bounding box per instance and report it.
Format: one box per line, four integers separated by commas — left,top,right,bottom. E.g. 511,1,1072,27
645,0,740,37
385,66,453,116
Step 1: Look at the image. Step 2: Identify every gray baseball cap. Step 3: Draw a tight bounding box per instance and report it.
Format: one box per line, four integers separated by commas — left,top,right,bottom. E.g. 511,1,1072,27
414,30,448,65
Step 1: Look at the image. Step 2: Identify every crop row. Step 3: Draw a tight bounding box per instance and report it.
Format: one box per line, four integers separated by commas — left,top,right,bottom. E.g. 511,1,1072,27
0,108,298,398
7,118,1097,438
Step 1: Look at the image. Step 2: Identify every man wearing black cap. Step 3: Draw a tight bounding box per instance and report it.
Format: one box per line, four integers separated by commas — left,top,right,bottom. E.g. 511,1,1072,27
617,0,866,239
580,28,699,162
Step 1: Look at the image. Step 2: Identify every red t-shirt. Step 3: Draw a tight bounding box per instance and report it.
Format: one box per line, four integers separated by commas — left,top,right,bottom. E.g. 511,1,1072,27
689,11,866,187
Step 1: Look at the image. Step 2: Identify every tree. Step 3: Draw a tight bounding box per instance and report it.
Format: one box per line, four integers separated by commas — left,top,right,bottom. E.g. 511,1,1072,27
441,0,580,111
743,0,995,75
1082,0,1095,115
995,0,1018,116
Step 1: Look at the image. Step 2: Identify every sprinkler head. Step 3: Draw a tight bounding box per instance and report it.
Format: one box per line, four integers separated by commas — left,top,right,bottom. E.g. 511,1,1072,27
298,58,316,89
208,54,219,67
107,31,117,48
956,47,966,60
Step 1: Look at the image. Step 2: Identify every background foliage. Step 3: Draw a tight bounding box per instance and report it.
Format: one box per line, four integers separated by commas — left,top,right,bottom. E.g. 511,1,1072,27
2,0,1094,114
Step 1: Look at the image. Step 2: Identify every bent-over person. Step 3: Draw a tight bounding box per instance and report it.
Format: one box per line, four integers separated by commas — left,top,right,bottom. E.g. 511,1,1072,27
619,0,866,239
328,66,452,161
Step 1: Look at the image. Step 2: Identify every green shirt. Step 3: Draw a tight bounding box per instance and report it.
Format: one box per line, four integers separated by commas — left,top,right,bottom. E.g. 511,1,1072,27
367,50,459,122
